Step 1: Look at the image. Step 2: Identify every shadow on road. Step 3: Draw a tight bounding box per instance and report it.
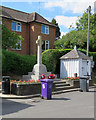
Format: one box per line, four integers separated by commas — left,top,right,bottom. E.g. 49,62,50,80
88,91,96,92
2,99,35,115
52,97,70,101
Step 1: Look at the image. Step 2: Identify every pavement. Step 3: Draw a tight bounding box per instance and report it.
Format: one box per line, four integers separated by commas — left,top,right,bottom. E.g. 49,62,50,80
0,88,82,99
0,86,95,99
1,88,95,118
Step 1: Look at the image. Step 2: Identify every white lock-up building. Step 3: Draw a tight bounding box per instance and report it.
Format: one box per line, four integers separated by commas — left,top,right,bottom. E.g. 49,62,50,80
60,46,91,79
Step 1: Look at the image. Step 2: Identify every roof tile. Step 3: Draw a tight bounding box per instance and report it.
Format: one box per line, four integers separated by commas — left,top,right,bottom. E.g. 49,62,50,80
60,49,91,60
1,6,56,27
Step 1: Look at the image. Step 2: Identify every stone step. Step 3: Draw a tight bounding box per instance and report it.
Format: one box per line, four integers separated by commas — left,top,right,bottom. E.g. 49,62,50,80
22,75,32,80
52,88,79,95
28,72,33,75
55,86,74,91
55,83,70,87
53,81,66,84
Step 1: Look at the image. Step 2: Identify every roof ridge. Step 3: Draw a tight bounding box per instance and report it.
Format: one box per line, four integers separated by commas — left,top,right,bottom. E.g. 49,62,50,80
35,12,52,24
1,6,57,27
75,49,79,58
60,49,90,60
1,6,29,15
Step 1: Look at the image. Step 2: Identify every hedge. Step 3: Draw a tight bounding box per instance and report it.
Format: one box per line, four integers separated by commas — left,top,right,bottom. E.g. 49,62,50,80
2,50,37,75
42,49,96,74
2,49,96,76
42,49,72,74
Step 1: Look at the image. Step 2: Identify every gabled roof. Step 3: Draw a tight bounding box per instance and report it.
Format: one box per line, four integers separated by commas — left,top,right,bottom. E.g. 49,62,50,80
1,6,56,27
1,6,29,23
60,46,91,60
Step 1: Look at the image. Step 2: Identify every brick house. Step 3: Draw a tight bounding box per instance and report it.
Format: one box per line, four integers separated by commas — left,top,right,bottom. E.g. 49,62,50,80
1,6,56,55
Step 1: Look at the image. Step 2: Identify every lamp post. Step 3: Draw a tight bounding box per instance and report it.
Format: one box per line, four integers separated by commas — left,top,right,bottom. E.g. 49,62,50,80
87,6,91,56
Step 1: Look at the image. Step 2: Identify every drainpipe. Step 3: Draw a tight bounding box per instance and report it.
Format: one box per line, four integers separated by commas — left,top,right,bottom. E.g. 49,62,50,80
29,23,30,55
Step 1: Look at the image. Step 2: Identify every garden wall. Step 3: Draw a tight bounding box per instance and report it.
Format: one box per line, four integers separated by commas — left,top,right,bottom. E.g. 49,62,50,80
11,83,41,95
11,82,55,96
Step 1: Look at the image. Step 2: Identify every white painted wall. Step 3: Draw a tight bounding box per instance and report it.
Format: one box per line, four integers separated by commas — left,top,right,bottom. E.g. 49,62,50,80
60,58,91,79
60,59,79,78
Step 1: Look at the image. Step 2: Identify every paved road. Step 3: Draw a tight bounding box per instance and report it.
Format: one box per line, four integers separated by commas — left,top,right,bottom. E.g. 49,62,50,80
2,88,95,118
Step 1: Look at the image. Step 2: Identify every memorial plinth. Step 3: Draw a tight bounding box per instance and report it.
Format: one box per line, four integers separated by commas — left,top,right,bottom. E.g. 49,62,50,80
22,35,51,81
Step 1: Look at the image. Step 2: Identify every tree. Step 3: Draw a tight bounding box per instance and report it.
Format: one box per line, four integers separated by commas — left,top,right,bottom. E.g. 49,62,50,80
2,24,24,49
54,11,96,51
51,18,61,39
75,12,96,51
54,30,88,49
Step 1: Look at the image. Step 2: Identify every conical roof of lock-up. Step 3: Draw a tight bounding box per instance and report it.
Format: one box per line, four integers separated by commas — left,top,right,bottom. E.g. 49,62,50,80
60,46,91,60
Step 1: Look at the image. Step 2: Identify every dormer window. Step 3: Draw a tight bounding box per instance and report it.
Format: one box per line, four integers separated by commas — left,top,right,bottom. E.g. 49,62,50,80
41,25,49,34
12,21,21,32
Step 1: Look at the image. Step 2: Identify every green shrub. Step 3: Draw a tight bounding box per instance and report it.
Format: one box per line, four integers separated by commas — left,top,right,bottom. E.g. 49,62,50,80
2,49,96,76
2,50,37,75
42,49,96,74
42,49,72,74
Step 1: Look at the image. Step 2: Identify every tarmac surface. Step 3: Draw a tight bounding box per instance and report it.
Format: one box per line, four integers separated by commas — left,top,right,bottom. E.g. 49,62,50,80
1,88,95,118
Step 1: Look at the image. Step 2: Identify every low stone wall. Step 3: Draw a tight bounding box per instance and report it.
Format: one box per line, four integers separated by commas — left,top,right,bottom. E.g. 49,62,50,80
11,83,41,96
11,82,55,96
66,79,94,88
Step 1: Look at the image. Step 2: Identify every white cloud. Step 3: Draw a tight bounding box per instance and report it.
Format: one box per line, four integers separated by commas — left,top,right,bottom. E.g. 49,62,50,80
2,0,45,2
45,0,96,14
55,15,78,28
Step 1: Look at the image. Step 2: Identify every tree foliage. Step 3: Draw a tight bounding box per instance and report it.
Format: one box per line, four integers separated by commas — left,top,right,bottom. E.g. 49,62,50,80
2,24,24,49
51,18,61,39
54,12,96,52
54,30,88,49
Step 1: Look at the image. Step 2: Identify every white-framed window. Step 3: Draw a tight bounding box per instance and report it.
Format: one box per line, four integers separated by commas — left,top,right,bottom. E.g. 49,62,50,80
42,40,49,51
12,21,21,32
41,25,49,34
12,40,22,50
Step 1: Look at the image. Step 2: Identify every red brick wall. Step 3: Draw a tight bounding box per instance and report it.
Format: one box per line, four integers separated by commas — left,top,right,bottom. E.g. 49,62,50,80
3,18,29,55
30,22,56,55
3,18,56,55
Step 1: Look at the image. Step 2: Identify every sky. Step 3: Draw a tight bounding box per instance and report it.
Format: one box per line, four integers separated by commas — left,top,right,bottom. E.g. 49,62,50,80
1,0,96,38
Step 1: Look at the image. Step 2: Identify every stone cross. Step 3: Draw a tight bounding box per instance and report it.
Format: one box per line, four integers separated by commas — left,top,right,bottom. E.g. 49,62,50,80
36,35,43,65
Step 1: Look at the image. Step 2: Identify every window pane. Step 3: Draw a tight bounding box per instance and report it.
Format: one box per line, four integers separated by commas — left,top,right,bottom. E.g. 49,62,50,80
41,25,45,33
46,41,49,50
42,40,45,51
46,41,49,44
12,22,16,31
12,40,21,50
17,25,21,32
46,26,49,34
46,29,49,34
46,44,49,50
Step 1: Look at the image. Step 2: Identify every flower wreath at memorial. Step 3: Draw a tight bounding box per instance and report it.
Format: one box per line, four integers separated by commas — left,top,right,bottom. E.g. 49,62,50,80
41,74,55,79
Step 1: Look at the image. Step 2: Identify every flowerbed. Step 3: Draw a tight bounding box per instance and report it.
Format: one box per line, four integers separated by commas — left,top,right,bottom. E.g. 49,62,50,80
66,79,80,88
65,77,93,88
10,79,41,95
64,77,80,80
10,79,40,84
